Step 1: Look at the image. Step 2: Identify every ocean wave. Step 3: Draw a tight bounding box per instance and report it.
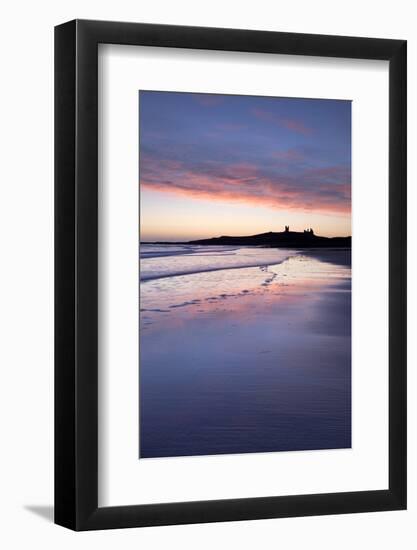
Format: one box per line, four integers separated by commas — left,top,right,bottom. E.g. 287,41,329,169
140,254,296,282
140,244,240,259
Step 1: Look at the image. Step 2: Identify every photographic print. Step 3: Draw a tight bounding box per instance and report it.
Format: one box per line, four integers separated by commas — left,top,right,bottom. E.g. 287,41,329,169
139,91,351,459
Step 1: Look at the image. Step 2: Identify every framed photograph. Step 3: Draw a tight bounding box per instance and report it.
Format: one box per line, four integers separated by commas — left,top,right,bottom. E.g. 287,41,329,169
55,19,406,530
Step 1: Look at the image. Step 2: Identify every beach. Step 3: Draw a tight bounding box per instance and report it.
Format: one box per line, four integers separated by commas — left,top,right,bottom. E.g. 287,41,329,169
139,245,351,458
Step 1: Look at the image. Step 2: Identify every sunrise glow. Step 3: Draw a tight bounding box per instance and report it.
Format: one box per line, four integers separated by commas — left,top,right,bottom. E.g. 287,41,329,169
139,92,351,241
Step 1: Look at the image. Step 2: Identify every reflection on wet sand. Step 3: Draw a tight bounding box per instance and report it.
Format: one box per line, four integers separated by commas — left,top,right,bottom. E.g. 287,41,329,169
140,251,351,459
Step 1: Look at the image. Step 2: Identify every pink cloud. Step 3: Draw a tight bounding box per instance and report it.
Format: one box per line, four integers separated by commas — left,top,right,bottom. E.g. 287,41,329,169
273,148,305,161
252,108,313,136
281,118,312,136
140,154,350,215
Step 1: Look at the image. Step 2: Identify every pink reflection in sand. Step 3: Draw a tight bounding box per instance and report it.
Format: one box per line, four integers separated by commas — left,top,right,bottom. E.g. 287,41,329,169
140,253,351,333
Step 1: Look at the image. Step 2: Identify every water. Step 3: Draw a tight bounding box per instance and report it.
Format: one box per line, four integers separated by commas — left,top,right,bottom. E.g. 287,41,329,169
139,244,351,458
140,244,297,281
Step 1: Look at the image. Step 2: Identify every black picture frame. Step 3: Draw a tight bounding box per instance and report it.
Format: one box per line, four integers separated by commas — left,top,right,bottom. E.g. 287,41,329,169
55,19,407,531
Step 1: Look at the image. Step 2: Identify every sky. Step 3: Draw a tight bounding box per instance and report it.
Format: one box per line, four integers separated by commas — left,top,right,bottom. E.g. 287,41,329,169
139,91,351,241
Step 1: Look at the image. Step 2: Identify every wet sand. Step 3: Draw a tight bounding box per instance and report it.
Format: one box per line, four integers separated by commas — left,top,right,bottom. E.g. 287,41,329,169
140,253,351,458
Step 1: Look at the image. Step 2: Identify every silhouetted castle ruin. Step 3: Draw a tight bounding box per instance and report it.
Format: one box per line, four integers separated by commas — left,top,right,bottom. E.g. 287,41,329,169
284,225,314,235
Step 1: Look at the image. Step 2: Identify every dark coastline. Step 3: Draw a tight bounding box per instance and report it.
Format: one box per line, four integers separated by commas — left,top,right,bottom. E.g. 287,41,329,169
142,229,351,249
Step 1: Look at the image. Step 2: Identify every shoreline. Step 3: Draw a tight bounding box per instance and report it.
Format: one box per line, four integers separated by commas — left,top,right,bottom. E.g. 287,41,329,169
140,252,297,282
140,246,351,282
